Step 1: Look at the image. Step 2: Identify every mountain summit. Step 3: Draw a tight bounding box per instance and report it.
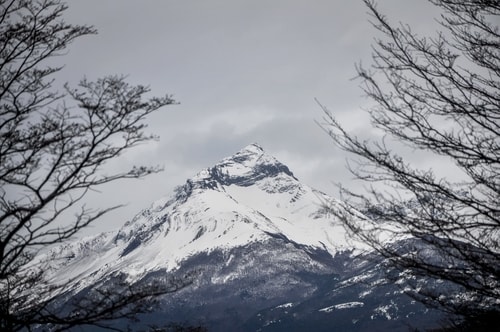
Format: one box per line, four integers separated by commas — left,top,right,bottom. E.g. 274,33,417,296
191,143,297,188
46,143,350,278
40,144,443,331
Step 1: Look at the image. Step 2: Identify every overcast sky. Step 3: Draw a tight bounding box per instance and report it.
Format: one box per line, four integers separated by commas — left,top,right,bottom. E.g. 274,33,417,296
57,0,439,235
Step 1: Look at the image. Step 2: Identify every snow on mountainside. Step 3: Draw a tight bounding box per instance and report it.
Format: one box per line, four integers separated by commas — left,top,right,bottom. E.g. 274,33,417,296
42,143,358,290
38,144,448,332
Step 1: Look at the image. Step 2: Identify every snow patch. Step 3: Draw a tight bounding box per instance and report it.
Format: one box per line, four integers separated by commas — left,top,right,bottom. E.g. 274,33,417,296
319,301,364,312
275,302,294,309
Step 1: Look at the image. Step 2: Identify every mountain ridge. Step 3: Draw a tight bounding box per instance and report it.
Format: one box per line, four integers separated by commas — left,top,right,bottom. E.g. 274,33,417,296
42,143,354,286
37,143,446,331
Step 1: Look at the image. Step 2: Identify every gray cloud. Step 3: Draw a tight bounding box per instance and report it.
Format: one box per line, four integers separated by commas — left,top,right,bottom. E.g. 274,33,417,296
54,0,441,235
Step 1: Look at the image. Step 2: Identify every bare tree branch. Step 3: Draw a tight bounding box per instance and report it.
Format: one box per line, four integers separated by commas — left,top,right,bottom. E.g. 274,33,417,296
0,1,183,330
320,0,500,324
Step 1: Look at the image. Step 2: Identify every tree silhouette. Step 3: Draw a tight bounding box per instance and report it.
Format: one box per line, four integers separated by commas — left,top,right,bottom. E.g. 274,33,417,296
0,0,183,330
321,0,499,324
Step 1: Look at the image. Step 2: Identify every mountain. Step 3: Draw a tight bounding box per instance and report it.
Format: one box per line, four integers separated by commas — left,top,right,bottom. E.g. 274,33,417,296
40,143,445,331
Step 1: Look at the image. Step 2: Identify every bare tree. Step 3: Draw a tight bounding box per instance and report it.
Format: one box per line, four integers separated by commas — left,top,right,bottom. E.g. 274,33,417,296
320,0,499,324
0,0,182,330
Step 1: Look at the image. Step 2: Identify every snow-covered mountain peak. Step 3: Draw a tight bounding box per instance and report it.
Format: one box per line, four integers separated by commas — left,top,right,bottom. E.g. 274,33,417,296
106,144,356,271
35,144,448,332
43,144,359,290
236,142,265,156
191,143,296,189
